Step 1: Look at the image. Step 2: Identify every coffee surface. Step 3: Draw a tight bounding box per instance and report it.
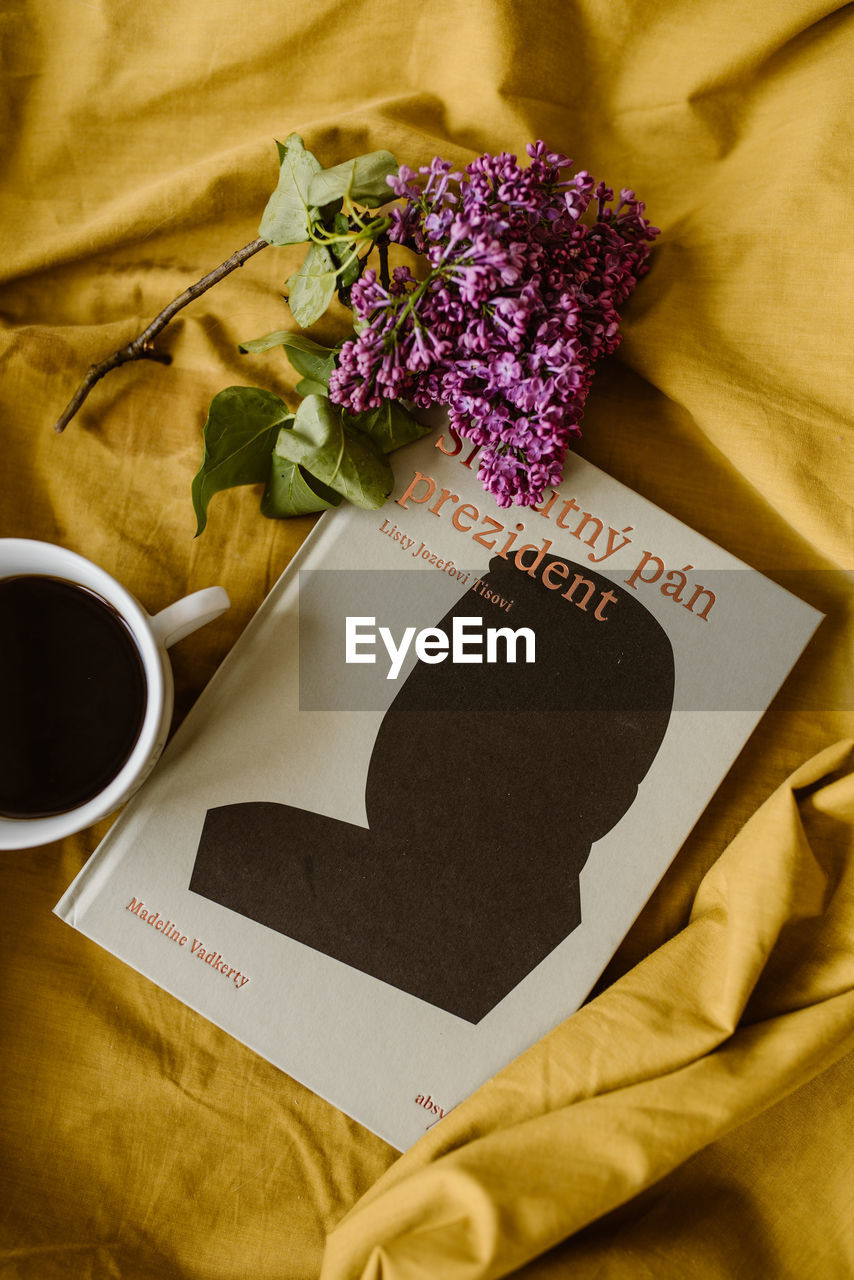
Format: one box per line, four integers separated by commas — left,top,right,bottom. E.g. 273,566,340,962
0,575,147,819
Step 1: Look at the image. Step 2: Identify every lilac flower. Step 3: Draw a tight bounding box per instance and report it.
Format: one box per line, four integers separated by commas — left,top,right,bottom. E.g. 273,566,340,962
329,142,658,507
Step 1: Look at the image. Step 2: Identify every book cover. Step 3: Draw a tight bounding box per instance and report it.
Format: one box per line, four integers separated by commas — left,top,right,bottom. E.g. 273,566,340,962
55,420,822,1149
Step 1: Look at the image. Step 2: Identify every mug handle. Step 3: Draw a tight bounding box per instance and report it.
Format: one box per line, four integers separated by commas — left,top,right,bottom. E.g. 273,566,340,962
150,586,231,649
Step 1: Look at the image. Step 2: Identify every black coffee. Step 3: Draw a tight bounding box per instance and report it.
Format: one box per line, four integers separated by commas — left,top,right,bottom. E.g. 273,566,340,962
0,575,147,819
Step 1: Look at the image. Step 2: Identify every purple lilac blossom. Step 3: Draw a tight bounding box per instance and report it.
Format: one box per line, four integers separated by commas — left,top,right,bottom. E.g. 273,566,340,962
328,142,658,508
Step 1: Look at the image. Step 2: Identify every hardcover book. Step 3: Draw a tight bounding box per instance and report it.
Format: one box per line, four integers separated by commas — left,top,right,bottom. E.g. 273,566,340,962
55,420,822,1149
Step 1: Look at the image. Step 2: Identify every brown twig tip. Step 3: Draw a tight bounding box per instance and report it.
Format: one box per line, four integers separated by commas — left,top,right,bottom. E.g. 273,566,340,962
53,237,269,434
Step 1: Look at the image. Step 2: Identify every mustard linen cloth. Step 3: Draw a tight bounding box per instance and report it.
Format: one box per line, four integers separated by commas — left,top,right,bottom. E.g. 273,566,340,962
322,741,854,1279
1,1,853,1277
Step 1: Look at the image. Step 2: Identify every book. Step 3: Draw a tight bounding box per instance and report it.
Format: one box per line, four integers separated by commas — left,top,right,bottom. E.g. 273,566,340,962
55,419,822,1149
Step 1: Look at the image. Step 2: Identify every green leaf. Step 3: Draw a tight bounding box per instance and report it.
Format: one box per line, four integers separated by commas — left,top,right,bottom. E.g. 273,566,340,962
261,454,342,518
239,330,338,386
273,395,393,509
285,242,338,328
317,196,344,224
192,387,292,535
294,377,330,397
259,134,322,246
350,400,433,455
238,329,298,356
308,150,399,208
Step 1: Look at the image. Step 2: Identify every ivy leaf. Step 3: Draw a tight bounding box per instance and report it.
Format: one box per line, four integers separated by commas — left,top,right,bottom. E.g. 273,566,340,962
308,150,399,209
273,394,393,509
192,387,292,535
259,134,322,246
285,242,338,328
239,331,338,386
350,400,433,455
261,453,342,518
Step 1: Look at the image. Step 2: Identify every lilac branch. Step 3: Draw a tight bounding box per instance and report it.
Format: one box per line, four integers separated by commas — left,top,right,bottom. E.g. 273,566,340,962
54,237,269,433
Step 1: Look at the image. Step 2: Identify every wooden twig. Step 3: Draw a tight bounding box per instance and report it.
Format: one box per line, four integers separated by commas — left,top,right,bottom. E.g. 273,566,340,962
54,237,269,433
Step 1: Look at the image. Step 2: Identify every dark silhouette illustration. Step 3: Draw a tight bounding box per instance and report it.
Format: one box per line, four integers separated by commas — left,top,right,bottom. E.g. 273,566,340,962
190,554,674,1022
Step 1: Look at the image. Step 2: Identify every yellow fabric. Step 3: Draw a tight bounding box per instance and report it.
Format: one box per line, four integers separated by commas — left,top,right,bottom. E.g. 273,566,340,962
0,2,852,1278
323,741,854,1278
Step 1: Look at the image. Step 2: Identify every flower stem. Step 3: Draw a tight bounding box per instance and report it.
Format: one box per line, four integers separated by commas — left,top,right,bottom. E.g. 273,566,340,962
310,215,390,249
389,268,443,337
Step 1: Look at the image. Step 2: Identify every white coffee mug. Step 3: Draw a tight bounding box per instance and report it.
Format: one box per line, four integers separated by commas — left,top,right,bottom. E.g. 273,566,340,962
0,539,230,850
